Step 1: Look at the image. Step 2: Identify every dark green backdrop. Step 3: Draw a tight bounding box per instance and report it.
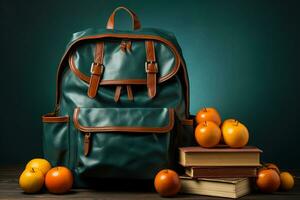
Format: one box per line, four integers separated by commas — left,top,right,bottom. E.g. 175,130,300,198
0,0,299,168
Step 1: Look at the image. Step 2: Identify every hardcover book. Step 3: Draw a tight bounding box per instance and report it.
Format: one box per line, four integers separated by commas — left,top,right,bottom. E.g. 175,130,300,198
185,166,258,178
180,176,251,199
179,146,262,167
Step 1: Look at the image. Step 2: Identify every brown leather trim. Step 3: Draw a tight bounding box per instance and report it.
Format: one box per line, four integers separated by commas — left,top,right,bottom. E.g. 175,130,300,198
87,63,103,97
114,85,122,102
106,6,141,30
126,85,134,101
145,40,157,98
87,42,104,98
84,132,91,156
55,33,188,116
73,108,174,133
181,119,194,126
42,113,69,123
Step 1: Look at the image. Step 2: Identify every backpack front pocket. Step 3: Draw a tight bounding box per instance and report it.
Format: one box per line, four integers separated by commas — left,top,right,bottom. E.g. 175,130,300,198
73,107,176,179
42,113,69,166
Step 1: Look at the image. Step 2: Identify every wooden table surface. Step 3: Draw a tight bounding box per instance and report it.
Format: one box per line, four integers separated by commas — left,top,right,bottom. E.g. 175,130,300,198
0,166,299,199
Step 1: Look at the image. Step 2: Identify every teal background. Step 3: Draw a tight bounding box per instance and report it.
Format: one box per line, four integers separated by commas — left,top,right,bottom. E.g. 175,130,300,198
0,0,299,168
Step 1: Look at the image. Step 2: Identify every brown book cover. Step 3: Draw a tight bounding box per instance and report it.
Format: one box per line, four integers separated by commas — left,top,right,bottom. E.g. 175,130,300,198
180,176,251,199
186,166,258,178
179,145,262,153
179,145,262,167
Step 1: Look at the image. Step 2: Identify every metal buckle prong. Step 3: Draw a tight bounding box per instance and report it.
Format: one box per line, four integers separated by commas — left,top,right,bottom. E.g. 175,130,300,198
90,62,104,74
145,61,158,73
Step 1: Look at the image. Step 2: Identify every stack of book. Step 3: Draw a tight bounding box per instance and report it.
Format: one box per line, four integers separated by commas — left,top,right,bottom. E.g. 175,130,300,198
179,145,262,199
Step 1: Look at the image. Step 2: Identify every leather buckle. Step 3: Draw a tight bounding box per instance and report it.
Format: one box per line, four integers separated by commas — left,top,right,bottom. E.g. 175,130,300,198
145,61,158,73
90,62,104,75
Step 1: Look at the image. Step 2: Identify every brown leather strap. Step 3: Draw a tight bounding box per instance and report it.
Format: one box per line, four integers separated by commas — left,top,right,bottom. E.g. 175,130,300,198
145,41,158,98
42,113,69,123
87,42,104,98
126,85,134,101
106,6,141,30
114,85,122,102
84,133,91,156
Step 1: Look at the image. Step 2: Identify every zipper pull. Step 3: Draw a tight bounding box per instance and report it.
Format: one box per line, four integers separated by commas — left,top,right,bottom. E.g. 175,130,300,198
84,133,91,156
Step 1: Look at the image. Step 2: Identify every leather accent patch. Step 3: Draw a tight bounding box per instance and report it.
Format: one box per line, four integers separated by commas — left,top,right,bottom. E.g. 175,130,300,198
84,132,91,156
126,85,134,101
73,108,174,133
42,113,69,123
114,85,122,102
181,119,194,126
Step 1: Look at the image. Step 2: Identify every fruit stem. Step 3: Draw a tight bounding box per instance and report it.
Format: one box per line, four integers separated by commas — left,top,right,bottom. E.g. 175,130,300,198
203,107,207,112
234,120,239,126
31,168,35,173
204,121,207,126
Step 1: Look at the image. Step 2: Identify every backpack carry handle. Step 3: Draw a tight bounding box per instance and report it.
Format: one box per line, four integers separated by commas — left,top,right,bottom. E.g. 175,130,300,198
106,6,141,30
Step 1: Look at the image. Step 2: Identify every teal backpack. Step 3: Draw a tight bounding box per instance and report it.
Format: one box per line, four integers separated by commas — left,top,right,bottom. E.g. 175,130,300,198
42,6,194,187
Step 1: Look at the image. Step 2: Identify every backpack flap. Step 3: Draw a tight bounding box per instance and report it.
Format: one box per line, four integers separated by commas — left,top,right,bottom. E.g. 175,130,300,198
69,38,179,99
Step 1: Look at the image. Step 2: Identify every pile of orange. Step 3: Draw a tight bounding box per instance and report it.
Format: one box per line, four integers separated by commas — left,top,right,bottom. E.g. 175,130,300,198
19,158,73,194
193,107,295,194
257,163,295,193
195,107,249,148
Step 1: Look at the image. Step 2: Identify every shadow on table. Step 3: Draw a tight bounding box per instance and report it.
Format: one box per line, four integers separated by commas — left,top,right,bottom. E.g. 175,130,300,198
74,178,157,192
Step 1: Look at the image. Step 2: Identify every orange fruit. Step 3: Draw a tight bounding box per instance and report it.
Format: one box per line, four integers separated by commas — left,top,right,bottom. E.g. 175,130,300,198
19,168,44,193
265,163,280,174
219,119,235,144
256,168,280,193
280,172,294,191
221,120,249,148
154,169,181,197
195,107,221,126
26,158,51,176
221,119,236,130
195,121,221,148
45,166,73,194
